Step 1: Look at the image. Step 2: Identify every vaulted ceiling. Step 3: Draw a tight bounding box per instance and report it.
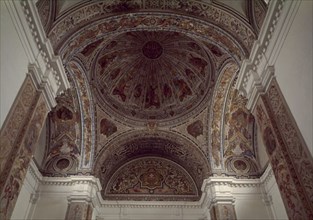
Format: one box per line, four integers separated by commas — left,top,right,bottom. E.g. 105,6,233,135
36,0,267,201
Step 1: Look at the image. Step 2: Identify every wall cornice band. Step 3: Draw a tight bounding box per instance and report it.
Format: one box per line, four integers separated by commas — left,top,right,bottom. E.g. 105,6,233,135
27,159,275,210
5,0,70,109
236,0,301,110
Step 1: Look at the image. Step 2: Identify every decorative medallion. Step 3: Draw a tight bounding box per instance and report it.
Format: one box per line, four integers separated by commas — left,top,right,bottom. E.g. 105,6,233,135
100,118,117,137
187,120,203,138
56,158,70,170
142,41,163,59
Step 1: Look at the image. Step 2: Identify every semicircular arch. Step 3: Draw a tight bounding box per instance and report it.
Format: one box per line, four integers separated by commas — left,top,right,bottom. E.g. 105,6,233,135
93,130,211,195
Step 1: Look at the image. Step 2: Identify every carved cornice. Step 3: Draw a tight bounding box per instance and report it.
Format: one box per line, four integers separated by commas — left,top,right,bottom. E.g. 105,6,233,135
236,0,301,110
99,202,203,209
27,161,276,210
202,177,261,191
6,0,70,109
28,160,102,190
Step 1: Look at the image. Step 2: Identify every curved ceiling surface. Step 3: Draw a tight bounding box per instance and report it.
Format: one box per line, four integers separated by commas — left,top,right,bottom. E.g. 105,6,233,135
105,157,199,201
92,31,214,122
94,134,211,197
36,0,267,202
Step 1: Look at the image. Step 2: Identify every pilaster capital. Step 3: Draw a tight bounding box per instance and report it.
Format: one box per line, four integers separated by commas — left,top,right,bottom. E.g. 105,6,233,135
67,195,93,204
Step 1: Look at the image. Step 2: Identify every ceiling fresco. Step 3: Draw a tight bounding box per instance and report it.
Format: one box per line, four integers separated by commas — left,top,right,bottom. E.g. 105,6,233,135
93,132,211,197
91,31,213,122
105,157,199,201
36,0,268,201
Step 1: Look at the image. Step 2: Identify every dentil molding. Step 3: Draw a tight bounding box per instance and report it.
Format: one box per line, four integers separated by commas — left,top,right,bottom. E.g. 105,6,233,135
26,159,275,209
236,0,301,110
4,0,70,109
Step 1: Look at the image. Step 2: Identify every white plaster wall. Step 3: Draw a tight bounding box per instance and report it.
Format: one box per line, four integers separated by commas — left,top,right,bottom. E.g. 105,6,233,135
0,1,29,127
11,181,33,220
263,169,288,220
11,162,40,220
231,185,271,220
235,196,271,220
274,0,313,155
32,196,68,219
98,206,205,220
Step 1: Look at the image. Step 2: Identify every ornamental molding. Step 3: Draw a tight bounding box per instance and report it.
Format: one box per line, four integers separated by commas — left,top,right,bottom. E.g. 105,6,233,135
49,0,254,55
27,160,275,209
99,202,203,209
40,176,101,189
202,177,261,190
5,0,70,109
67,195,93,203
236,0,301,110
28,160,102,190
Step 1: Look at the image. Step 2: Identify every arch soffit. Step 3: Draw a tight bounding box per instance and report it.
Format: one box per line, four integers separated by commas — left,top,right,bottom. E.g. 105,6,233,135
57,13,250,63
66,60,95,169
104,156,200,201
60,29,244,173
48,0,256,57
207,60,240,170
45,1,258,174
93,130,211,191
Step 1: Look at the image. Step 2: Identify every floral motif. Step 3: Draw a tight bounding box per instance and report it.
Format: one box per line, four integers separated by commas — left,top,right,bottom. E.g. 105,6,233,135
106,157,198,201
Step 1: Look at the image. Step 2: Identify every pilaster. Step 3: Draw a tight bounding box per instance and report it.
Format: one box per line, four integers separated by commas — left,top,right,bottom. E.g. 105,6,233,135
0,75,49,219
66,196,93,220
254,79,313,219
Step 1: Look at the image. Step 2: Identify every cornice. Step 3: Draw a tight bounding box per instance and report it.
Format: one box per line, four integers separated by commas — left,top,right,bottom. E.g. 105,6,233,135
236,0,301,110
28,159,102,190
98,203,204,210
27,161,276,210
40,176,102,190
202,177,261,191
6,0,70,109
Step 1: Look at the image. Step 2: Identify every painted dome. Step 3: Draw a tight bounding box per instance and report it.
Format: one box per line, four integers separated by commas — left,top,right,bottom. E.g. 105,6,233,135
93,31,214,122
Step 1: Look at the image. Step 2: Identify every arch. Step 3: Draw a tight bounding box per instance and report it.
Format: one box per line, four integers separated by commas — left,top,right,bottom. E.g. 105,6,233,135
58,13,249,62
207,60,239,170
94,130,211,198
48,0,256,56
66,60,96,169
104,156,199,201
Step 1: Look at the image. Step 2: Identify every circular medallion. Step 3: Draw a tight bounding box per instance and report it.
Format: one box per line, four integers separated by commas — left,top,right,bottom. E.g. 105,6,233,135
233,159,247,171
56,158,70,170
142,41,163,59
